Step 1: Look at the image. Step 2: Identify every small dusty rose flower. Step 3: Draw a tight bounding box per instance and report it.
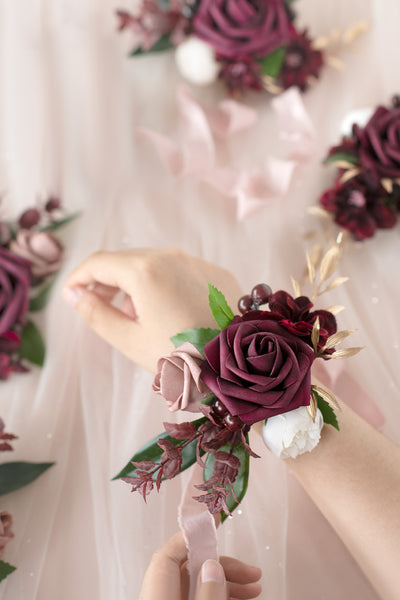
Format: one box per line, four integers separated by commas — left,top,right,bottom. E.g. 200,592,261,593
0,248,31,335
11,230,63,279
153,342,210,412
0,511,14,558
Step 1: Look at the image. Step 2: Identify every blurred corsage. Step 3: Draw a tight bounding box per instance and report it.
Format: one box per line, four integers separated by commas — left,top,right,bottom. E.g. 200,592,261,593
116,1,367,97
0,418,54,581
116,244,362,518
0,199,78,379
317,96,400,240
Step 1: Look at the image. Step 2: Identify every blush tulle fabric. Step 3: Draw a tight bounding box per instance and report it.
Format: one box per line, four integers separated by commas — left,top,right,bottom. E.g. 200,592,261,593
0,1,399,598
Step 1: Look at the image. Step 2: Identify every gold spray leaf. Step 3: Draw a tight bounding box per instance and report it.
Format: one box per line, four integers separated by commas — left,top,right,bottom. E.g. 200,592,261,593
306,252,316,285
307,392,318,422
325,55,346,70
322,329,357,350
330,160,359,170
309,244,324,270
319,247,340,282
311,316,320,354
312,385,341,411
325,305,345,315
312,36,330,50
307,206,331,219
319,276,349,295
290,276,302,298
341,20,370,44
381,178,394,193
336,230,345,245
329,346,365,359
339,168,360,184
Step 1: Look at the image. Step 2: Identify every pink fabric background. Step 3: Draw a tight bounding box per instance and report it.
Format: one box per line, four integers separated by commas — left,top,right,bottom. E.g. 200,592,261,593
0,1,399,598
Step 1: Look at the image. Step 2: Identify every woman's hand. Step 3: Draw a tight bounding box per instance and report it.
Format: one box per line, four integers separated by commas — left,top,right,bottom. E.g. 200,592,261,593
63,248,242,372
138,531,261,600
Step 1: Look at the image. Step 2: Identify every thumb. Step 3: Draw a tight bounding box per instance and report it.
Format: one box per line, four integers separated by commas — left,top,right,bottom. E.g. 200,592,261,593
196,560,227,600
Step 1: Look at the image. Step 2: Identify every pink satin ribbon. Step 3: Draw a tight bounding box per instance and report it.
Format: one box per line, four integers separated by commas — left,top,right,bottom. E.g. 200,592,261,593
139,86,315,220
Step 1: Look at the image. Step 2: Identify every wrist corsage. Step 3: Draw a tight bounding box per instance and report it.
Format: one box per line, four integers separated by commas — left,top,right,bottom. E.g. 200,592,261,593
116,1,367,97
116,245,361,518
318,96,400,240
0,200,78,379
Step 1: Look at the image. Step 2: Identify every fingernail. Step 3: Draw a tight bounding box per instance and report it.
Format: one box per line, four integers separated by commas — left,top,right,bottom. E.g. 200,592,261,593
62,286,82,307
201,560,225,584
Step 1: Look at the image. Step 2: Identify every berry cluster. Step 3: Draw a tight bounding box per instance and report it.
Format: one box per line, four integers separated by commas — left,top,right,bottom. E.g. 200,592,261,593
238,283,272,314
209,398,244,431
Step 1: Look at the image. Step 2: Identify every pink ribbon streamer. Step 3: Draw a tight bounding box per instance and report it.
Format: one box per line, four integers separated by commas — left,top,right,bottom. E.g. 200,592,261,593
178,465,218,600
138,86,315,220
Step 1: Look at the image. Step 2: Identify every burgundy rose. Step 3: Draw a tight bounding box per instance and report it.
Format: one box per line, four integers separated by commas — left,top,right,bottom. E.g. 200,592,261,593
218,56,263,93
278,29,324,91
10,230,63,279
193,0,291,59
201,317,314,425
352,104,400,179
153,342,210,412
0,248,31,336
0,511,14,558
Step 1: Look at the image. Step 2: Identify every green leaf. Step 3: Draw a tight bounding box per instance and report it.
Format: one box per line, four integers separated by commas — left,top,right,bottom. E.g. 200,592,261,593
0,462,55,497
0,561,16,582
170,328,220,354
40,211,81,232
324,152,359,166
129,34,174,57
19,321,45,367
113,417,207,480
203,441,250,523
208,284,235,330
29,279,56,312
313,389,340,431
259,46,286,78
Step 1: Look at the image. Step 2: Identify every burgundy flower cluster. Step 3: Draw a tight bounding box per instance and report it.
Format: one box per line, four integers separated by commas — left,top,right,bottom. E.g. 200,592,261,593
0,199,65,379
117,0,324,95
319,97,400,240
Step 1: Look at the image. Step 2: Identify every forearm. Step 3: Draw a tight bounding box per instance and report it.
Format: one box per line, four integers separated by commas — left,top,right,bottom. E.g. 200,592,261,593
287,400,400,600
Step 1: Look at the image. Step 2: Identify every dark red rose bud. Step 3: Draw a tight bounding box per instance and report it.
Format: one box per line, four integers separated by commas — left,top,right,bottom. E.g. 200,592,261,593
392,95,400,108
251,283,272,306
18,208,40,229
238,294,254,314
45,197,61,212
223,414,243,431
212,399,228,417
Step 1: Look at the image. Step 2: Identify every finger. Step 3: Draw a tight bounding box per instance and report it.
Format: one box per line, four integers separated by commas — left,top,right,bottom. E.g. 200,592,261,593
220,557,262,584
227,581,262,599
196,560,226,600
139,532,187,600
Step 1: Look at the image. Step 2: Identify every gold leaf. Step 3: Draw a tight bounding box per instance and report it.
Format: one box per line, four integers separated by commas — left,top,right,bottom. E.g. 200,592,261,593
307,393,318,422
326,55,346,71
322,329,357,350
341,20,370,44
311,316,320,354
325,304,345,315
319,246,340,282
312,385,341,411
307,206,331,219
339,168,360,184
381,178,394,194
306,252,315,285
309,244,324,269
329,346,365,359
312,36,330,50
336,230,345,245
330,160,359,170
290,276,302,298
319,276,349,294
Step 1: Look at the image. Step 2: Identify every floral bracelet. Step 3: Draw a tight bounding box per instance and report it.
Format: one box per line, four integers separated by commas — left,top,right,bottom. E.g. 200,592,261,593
116,244,360,518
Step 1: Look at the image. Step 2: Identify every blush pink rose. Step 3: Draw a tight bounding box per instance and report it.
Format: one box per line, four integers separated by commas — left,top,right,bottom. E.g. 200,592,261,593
153,342,210,412
0,511,14,558
10,230,63,279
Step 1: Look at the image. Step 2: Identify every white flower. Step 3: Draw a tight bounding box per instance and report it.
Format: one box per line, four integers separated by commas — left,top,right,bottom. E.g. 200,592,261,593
262,406,324,459
175,36,219,86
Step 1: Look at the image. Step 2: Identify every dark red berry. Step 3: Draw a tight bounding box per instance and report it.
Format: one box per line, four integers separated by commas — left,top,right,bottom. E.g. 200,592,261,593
251,283,272,306
212,399,228,417
238,294,253,314
0,222,11,246
18,208,40,229
392,95,400,108
45,197,61,212
223,414,243,431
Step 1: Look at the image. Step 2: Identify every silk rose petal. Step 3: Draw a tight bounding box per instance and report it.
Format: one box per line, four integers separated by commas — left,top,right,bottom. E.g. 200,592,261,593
0,247,31,335
201,317,314,425
10,230,63,279
0,511,14,558
153,342,210,412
